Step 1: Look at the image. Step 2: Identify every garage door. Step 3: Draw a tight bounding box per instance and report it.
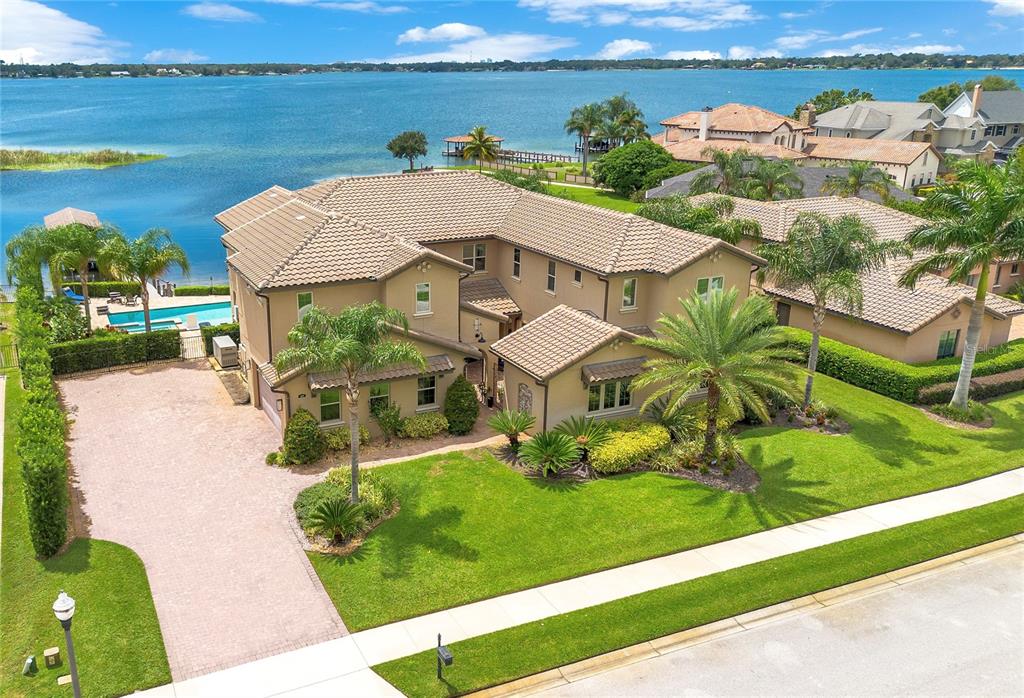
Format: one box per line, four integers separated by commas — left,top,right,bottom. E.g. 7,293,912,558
258,371,282,432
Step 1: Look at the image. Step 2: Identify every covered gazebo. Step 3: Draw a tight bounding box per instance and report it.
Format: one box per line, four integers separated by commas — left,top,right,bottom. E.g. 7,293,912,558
43,207,101,230
442,134,505,158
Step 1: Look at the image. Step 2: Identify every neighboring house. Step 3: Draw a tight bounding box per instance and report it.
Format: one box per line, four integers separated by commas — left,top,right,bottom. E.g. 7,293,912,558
945,85,1024,161
689,194,1024,363
645,164,916,203
217,170,763,433
653,103,813,163
801,136,940,189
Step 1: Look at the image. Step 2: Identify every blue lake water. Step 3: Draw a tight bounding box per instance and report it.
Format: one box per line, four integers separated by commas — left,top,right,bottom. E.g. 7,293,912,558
2,69,1018,281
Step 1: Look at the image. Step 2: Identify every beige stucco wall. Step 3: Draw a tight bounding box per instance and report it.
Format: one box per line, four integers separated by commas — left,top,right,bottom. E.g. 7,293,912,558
229,265,270,366
384,262,463,339
263,281,379,359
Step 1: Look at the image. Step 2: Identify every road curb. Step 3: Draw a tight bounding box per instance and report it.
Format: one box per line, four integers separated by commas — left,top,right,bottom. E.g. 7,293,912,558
468,535,1022,698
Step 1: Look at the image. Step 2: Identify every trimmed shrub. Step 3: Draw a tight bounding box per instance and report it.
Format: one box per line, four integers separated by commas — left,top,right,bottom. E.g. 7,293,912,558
323,423,371,451
201,322,240,355
593,141,674,196
918,367,1024,405
930,400,989,424
444,375,479,435
591,423,671,474
282,408,326,464
66,281,141,296
49,329,181,374
47,299,90,342
399,412,448,439
175,284,230,296
372,401,404,443
325,468,398,524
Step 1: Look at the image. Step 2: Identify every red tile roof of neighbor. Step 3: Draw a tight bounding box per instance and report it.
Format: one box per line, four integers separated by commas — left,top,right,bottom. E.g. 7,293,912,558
659,103,811,133
652,133,808,162
803,136,941,166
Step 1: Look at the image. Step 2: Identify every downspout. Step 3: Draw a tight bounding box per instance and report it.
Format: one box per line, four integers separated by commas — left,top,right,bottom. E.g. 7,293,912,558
257,289,291,425
541,379,550,432
600,276,610,321
458,270,472,343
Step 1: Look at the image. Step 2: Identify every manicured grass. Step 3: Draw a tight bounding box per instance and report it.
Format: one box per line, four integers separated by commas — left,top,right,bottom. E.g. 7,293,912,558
0,148,165,172
0,373,170,698
309,374,1024,631
375,494,1024,697
541,184,640,213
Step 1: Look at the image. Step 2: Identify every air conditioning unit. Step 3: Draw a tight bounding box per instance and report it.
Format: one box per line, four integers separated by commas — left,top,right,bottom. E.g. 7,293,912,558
212,335,238,369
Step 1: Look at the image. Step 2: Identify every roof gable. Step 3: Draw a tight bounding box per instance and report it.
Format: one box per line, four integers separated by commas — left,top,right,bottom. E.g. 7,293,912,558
660,103,810,133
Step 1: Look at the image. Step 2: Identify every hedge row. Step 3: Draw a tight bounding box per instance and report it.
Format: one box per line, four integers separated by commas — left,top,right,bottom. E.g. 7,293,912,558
918,367,1024,405
780,327,1024,403
201,322,240,355
49,329,181,375
175,284,230,296
13,287,69,558
66,280,141,296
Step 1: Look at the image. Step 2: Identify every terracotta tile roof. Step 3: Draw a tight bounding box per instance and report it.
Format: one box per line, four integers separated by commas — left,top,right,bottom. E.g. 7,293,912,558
803,136,940,166
215,186,294,230
581,356,648,384
308,354,454,391
43,207,100,229
653,134,808,162
460,277,521,319
659,103,810,133
490,305,638,380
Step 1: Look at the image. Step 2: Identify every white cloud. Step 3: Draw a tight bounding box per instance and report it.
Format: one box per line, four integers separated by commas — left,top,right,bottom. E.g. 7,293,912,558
779,11,810,19
384,33,577,63
727,45,780,59
773,26,881,51
942,27,958,35
0,0,126,64
398,23,486,44
596,38,653,59
518,1,763,32
987,0,1024,16
663,49,722,60
143,48,209,63
182,3,262,22
907,32,923,39
818,42,964,57
596,11,630,25
318,1,409,13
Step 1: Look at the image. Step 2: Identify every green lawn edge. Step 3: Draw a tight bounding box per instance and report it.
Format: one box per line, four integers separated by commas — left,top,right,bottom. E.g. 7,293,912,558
0,371,171,698
374,494,1024,698
1,152,166,172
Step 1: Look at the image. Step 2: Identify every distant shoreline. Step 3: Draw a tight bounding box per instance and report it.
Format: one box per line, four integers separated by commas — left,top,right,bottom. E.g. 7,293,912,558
0,149,166,172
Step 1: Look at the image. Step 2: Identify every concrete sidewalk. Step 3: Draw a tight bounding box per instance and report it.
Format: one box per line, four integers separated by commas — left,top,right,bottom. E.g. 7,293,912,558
135,467,1024,697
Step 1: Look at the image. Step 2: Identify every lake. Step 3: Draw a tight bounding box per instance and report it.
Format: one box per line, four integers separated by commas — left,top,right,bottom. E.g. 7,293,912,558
1,69,1017,282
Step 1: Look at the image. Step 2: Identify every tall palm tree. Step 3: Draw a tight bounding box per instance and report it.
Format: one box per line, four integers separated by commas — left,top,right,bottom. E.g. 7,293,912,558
744,157,804,201
274,302,426,503
821,161,891,198
899,155,1024,409
461,126,500,171
102,228,191,333
47,222,118,332
757,213,909,408
689,148,750,195
594,119,626,151
632,289,800,466
5,224,54,295
617,107,649,143
565,102,607,177
636,195,761,245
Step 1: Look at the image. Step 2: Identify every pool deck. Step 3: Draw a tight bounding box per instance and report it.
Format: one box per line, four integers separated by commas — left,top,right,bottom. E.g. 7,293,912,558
88,287,231,330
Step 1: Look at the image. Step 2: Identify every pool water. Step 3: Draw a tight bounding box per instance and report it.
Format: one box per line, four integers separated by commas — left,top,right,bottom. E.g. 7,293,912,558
108,301,233,333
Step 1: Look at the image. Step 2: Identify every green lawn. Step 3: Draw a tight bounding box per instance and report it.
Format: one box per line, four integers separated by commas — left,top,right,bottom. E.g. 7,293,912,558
310,374,1024,631
375,494,1024,698
0,148,165,172
0,373,170,698
541,184,640,213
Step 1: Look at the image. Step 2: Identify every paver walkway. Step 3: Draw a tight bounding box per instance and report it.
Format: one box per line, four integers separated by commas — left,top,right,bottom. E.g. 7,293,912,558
137,466,1024,697
60,363,346,681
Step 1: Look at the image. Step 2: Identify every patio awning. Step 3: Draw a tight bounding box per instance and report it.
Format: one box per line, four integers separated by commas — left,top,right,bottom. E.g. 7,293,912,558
308,354,454,391
580,357,648,385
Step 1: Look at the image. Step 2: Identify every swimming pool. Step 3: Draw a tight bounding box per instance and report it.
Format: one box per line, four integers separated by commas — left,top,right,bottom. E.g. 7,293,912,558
108,301,233,333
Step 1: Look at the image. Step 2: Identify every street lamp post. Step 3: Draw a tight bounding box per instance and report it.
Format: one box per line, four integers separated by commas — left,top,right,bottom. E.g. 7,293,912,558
52,591,81,698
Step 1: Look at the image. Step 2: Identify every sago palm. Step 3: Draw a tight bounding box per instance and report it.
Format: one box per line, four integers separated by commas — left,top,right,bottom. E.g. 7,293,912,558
274,302,425,503
518,430,580,477
636,194,761,245
554,415,612,463
821,160,891,198
47,222,119,332
757,213,909,407
690,148,750,196
565,102,607,177
308,497,363,545
899,155,1024,409
461,125,500,171
102,228,191,333
487,409,536,450
632,289,801,466
744,157,804,201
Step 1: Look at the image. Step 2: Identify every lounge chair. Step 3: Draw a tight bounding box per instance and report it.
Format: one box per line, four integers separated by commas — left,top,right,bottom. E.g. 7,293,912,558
185,314,199,331
108,291,122,303
62,287,85,303
97,305,109,316
125,295,139,306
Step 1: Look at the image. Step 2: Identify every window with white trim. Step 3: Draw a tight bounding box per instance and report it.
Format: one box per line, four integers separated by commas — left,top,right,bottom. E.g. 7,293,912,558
369,383,389,415
937,330,959,360
463,243,486,272
587,380,632,413
696,276,724,300
417,376,436,406
415,282,431,315
297,291,313,319
573,268,583,286
546,260,556,293
512,247,521,279
622,277,637,309
319,388,341,422
1012,263,1020,276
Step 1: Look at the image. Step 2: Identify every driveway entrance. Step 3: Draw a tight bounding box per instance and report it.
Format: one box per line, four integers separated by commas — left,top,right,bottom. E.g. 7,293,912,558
60,362,345,680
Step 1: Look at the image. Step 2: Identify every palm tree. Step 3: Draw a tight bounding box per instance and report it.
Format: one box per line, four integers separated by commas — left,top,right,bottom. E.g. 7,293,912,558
617,107,649,143
274,302,425,503
632,289,800,466
636,195,761,245
5,225,54,295
461,126,500,171
744,157,804,201
821,161,891,198
594,119,626,151
689,148,751,195
102,228,191,333
47,222,118,332
898,155,1024,409
757,213,909,408
565,102,607,177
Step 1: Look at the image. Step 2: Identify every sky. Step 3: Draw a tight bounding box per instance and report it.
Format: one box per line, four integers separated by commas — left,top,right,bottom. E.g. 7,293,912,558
1,1,1022,65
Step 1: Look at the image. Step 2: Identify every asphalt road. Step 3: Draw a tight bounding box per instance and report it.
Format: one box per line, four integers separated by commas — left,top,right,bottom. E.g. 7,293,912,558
542,547,1024,697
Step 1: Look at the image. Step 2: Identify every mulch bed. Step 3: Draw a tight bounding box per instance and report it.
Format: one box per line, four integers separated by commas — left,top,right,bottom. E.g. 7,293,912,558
301,502,401,556
770,411,851,435
666,456,761,493
915,406,993,431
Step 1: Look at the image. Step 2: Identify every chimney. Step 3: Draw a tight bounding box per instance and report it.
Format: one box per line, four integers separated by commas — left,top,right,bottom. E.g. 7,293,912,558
971,84,982,117
699,106,712,141
799,102,816,127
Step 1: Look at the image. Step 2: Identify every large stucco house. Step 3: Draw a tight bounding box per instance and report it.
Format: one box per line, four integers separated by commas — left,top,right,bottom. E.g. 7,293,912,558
691,194,1024,363
217,170,763,433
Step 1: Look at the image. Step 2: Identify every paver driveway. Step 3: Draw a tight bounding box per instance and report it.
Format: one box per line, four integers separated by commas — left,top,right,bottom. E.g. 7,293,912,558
60,362,346,680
